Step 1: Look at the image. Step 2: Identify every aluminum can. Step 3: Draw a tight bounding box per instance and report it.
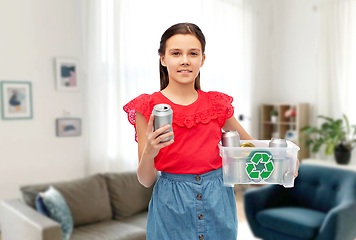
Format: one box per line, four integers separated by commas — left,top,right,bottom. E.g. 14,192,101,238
152,104,174,143
221,131,240,147
221,131,248,183
269,138,287,148
240,142,255,148
267,138,288,183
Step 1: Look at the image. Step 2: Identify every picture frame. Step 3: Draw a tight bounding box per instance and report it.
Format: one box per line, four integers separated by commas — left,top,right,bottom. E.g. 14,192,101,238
55,58,79,91
0,81,33,120
56,118,82,137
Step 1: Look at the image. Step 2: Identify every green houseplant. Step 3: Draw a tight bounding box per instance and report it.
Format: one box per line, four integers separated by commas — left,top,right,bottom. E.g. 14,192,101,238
301,115,356,164
270,110,278,123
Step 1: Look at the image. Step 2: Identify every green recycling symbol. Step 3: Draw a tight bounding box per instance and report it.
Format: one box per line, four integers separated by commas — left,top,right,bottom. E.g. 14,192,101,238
245,151,275,180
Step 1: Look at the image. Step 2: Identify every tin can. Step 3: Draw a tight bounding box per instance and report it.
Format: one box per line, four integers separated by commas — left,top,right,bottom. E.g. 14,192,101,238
240,142,255,148
222,131,249,182
152,104,174,143
269,138,287,148
267,138,288,183
221,131,240,147
269,138,288,158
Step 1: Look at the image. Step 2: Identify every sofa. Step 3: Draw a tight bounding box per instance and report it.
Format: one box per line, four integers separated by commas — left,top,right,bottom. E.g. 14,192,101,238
244,164,356,240
0,171,156,240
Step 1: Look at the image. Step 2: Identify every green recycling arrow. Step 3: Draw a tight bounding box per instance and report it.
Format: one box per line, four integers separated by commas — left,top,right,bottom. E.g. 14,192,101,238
245,151,275,180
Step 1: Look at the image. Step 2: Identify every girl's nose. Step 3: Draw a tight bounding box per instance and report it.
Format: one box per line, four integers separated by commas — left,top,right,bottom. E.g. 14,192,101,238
180,55,190,65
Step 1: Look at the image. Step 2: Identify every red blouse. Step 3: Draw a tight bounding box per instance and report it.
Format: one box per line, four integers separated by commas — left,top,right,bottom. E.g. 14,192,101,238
123,90,234,174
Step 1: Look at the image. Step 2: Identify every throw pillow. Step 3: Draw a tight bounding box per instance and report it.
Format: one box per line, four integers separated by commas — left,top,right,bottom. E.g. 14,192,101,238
35,194,50,217
39,186,73,240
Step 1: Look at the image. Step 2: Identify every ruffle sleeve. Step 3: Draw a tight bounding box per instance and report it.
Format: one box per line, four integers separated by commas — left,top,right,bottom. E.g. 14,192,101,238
123,94,155,142
208,91,234,127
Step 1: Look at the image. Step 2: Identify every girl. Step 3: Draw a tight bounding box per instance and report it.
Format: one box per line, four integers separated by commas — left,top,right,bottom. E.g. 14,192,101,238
123,23,297,240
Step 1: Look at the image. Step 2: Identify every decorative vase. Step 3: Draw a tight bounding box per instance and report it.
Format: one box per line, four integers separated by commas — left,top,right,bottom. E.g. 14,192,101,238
271,116,278,123
334,149,351,165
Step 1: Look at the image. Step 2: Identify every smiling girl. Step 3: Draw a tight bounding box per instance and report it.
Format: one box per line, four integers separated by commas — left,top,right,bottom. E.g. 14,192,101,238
124,22,254,240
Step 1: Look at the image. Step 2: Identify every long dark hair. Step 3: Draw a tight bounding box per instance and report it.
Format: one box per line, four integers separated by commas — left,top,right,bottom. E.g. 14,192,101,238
158,23,206,91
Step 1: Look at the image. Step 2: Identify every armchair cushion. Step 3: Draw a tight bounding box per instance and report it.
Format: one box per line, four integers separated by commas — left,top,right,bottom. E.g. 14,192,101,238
257,207,326,239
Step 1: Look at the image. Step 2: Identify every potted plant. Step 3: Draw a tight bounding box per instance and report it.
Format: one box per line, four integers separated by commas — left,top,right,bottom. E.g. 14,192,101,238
270,110,278,123
301,114,356,164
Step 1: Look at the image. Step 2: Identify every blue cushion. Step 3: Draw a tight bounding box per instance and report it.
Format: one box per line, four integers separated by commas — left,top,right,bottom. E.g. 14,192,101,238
39,186,73,240
256,207,326,239
35,195,50,217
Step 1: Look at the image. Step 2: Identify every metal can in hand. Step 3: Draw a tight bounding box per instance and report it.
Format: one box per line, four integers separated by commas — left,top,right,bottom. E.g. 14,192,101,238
152,104,174,143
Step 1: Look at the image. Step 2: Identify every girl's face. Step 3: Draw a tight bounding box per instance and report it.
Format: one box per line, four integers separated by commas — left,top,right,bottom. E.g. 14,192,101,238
160,34,205,88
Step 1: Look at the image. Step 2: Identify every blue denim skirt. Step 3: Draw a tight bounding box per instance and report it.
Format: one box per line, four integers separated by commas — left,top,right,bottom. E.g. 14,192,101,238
146,168,238,240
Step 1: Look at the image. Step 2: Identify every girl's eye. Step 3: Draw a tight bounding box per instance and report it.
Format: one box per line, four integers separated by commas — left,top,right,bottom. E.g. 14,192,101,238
190,52,198,56
173,52,180,56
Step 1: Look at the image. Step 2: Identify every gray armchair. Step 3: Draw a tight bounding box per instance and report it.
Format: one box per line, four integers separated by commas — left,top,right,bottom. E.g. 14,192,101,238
244,164,356,240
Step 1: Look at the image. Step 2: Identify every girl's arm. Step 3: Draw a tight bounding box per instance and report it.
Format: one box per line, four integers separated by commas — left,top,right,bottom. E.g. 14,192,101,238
136,112,174,187
222,116,254,140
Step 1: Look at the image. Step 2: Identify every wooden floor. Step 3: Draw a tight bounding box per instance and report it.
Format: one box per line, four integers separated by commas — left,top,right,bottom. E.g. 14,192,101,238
235,185,247,222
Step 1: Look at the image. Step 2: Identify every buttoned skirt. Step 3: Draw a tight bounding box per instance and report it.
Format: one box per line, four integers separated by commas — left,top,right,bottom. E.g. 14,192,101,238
146,168,238,240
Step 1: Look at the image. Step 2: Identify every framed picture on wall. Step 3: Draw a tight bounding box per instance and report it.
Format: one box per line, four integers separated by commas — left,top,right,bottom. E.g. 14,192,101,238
55,58,79,91
0,81,33,120
56,118,81,137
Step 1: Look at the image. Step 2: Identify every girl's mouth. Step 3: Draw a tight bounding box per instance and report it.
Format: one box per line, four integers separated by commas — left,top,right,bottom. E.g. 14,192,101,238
178,70,192,73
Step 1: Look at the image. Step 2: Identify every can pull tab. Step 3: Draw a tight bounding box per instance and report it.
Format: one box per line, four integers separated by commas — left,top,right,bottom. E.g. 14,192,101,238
156,105,170,111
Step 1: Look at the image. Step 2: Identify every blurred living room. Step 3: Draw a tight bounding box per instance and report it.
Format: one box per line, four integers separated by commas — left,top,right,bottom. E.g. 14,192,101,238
1,0,356,240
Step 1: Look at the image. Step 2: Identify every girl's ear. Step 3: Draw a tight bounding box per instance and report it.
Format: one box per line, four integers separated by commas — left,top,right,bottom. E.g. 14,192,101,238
160,56,167,67
200,54,206,67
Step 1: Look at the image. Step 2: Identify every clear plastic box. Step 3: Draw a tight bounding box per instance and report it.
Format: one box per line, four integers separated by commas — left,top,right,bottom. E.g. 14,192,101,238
220,140,300,188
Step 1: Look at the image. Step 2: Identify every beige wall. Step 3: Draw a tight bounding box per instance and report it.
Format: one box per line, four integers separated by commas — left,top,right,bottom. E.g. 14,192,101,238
0,0,86,215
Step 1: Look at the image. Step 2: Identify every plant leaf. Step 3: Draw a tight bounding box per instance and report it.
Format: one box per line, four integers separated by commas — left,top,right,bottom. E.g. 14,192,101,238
301,126,311,131
325,142,335,155
312,144,321,153
343,114,350,135
306,139,314,147
318,115,333,122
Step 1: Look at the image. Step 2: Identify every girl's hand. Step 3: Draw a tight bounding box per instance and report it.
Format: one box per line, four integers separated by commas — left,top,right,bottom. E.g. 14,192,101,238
142,114,174,160
294,158,299,178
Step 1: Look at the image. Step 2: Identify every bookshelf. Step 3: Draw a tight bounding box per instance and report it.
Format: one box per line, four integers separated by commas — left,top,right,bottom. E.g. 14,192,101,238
260,103,310,160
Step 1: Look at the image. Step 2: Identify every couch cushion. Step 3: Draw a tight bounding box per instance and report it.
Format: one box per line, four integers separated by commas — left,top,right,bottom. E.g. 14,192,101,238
20,174,112,227
71,220,146,240
120,211,148,229
105,172,154,219
256,207,326,239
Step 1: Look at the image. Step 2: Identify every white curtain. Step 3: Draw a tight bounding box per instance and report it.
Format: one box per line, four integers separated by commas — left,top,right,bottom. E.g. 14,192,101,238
315,0,356,161
316,0,356,123
84,0,256,174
